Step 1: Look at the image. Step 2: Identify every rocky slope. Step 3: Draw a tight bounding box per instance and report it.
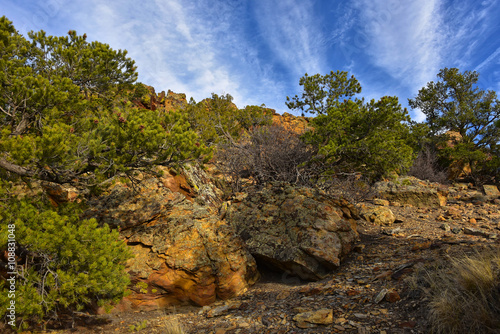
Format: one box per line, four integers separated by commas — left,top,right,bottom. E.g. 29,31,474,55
55,177,500,333
81,167,363,313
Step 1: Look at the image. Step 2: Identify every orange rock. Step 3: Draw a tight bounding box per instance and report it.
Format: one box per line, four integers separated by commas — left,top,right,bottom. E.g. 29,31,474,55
272,112,310,134
411,241,432,251
385,289,401,303
87,166,259,313
41,181,80,204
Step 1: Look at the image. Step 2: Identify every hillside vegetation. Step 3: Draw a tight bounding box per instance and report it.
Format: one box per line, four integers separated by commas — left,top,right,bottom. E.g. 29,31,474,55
1,16,500,332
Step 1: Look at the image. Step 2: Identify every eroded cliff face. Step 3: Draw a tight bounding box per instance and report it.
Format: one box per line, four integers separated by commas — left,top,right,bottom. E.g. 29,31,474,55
272,111,311,133
83,165,259,312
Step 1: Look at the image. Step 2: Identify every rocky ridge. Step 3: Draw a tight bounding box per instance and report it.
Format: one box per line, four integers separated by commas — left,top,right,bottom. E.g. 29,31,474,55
82,167,364,313
61,177,500,333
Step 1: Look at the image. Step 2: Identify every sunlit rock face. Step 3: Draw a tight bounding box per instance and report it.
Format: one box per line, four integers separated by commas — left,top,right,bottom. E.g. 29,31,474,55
84,165,259,312
226,183,359,281
374,176,448,208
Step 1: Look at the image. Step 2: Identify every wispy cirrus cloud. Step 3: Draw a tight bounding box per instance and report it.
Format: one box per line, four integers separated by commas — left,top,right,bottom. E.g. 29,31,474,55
353,0,445,94
4,0,500,118
349,0,500,120
253,0,326,78
54,0,276,108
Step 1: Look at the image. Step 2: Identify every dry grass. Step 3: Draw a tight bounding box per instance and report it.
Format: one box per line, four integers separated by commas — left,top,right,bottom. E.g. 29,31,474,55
421,250,500,333
161,313,185,334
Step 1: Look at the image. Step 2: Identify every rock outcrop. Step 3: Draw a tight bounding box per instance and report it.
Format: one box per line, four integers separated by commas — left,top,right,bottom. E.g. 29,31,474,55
272,112,310,133
226,183,359,281
84,165,259,311
133,85,187,112
375,177,448,208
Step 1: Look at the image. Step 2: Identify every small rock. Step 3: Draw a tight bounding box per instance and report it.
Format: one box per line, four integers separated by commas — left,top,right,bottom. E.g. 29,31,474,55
463,227,490,238
353,313,368,319
373,198,390,206
440,223,450,232
293,308,333,325
385,289,401,303
469,218,477,224
198,306,211,315
206,305,230,318
276,290,291,300
374,289,388,303
451,227,462,234
360,205,396,225
382,227,402,236
483,185,500,197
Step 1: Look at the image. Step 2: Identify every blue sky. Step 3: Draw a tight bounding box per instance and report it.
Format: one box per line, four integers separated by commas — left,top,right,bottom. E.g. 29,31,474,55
3,0,500,121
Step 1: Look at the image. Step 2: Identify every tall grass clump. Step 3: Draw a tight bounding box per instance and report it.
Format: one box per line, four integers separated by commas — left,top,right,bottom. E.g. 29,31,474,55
161,312,185,334
424,250,500,333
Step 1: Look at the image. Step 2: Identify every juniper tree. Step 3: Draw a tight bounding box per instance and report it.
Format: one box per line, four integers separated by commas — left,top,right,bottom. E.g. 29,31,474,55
0,16,210,328
288,71,413,180
409,68,500,181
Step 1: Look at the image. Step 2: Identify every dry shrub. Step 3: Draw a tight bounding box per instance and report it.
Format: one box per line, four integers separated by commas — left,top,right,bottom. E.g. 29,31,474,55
161,314,185,334
421,250,500,333
215,124,315,191
216,124,377,202
409,147,448,184
322,173,377,204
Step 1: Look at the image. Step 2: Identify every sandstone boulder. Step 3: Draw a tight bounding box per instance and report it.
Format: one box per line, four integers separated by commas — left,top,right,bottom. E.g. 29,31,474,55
226,183,359,281
375,177,448,208
359,204,396,225
483,185,500,198
84,165,258,311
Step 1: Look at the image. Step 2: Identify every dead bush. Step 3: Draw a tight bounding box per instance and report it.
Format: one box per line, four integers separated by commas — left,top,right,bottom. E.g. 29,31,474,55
323,173,377,204
409,147,448,184
215,124,315,191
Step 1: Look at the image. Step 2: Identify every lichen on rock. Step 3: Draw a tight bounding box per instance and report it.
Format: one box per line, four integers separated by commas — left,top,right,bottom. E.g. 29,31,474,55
226,183,359,281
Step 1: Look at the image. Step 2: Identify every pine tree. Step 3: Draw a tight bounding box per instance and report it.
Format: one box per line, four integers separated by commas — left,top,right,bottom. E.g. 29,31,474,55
0,16,211,328
409,68,500,181
0,16,210,186
184,93,273,146
288,71,413,180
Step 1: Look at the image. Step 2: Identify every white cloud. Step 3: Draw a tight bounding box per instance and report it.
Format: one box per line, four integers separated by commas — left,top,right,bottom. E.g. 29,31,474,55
475,47,500,73
354,0,445,95
254,0,326,77
60,0,250,105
